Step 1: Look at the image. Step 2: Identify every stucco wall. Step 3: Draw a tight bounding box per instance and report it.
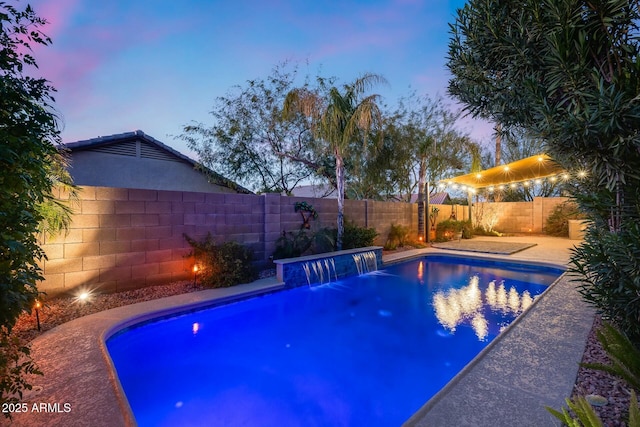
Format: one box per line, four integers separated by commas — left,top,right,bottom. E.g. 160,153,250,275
68,151,235,193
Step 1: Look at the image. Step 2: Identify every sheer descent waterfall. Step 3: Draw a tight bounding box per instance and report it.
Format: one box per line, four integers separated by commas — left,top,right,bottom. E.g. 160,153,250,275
352,251,378,275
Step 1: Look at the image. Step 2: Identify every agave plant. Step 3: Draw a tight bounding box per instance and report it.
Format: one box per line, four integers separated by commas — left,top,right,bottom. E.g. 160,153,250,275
581,322,640,392
546,322,640,426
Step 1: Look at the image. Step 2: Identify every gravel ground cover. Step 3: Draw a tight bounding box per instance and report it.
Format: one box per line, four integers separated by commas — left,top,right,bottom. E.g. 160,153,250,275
10,269,636,425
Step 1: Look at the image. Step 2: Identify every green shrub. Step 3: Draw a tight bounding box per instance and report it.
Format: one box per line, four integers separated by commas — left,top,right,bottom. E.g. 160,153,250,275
385,223,410,250
545,201,586,237
341,221,378,250
1,328,42,420
185,233,257,288
435,220,472,242
272,229,335,259
571,221,640,345
274,221,377,258
473,225,501,237
273,230,313,259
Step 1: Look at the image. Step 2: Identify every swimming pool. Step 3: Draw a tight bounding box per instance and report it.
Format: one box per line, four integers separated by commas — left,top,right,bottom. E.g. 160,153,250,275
106,255,563,426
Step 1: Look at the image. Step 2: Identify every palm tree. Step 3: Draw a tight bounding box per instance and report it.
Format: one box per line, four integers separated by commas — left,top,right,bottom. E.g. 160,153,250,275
284,74,386,250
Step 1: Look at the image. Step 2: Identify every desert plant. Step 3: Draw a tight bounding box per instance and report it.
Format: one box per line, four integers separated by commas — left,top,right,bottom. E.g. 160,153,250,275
429,207,439,230
548,390,639,427
547,322,640,426
546,394,605,427
185,233,257,288
581,322,640,391
545,202,586,237
294,201,318,230
385,223,410,250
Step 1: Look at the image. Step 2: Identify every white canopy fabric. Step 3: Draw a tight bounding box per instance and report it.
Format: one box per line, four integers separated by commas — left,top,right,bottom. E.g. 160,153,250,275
440,154,565,189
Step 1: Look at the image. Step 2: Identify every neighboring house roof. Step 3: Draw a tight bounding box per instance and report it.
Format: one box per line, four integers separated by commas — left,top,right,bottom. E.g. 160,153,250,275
64,130,252,194
407,192,451,204
286,184,337,198
428,192,451,204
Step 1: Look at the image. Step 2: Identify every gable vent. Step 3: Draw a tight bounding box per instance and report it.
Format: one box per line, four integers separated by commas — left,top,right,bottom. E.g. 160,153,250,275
93,141,137,157
140,141,181,162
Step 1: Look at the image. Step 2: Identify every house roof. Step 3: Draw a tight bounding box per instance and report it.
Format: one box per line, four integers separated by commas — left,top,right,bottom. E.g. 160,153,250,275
441,154,564,189
64,130,252,194
287,184,337,198
409,192,451,204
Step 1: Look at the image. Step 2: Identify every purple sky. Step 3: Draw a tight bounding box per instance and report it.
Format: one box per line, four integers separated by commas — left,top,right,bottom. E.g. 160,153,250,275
28,0,494,157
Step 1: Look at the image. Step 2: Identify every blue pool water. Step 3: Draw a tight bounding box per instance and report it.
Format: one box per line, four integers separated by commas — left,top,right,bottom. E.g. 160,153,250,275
106,256,563,427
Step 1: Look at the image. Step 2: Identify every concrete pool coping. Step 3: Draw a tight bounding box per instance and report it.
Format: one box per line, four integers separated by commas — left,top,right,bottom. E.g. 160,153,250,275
11,237,594,427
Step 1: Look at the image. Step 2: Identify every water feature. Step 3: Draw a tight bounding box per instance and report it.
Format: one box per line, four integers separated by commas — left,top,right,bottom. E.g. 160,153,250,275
275,247,382,288
302,258,337,286
352,250,378,275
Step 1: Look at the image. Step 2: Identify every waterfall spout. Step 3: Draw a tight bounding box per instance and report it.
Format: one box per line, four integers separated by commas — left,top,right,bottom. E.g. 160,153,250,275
352,251,378,275
302,258,337,286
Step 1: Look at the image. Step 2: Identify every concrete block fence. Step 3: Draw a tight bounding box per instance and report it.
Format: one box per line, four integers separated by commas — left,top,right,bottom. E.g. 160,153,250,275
38,187,417,295
37,185,567,296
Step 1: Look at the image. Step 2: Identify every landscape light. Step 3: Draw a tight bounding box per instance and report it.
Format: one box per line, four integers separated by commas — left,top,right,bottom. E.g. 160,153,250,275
193,264,199,286
74,289,93,304
34,299,41,331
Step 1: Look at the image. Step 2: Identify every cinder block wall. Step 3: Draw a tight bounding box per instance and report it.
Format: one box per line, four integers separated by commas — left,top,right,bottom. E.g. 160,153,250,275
475,197,569,233
38,186,567,296
40,186,265,295
39,187,418,295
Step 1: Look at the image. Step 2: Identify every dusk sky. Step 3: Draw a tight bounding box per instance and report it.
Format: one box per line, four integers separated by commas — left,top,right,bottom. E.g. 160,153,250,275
28,0,494,157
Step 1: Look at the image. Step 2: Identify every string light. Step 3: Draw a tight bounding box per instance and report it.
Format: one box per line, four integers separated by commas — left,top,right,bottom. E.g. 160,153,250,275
437,169,590,196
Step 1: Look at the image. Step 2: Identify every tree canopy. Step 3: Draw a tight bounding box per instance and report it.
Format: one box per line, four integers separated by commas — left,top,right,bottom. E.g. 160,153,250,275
448,0,640,342
180,63,320,195
1,0,73,411
284,73,386,250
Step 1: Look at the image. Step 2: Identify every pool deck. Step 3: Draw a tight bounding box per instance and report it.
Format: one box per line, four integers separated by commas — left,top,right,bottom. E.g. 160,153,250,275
10,235,594,427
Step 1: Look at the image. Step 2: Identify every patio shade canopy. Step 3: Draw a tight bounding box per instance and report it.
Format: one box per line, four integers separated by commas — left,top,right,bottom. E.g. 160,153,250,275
441,154,565,189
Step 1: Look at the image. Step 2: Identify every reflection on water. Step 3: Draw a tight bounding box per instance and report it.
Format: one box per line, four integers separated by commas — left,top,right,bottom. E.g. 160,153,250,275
432,276,535,341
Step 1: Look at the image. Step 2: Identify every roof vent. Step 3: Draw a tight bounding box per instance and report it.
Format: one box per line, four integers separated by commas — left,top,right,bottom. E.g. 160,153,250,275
93,141,137,157
140,141,180,162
